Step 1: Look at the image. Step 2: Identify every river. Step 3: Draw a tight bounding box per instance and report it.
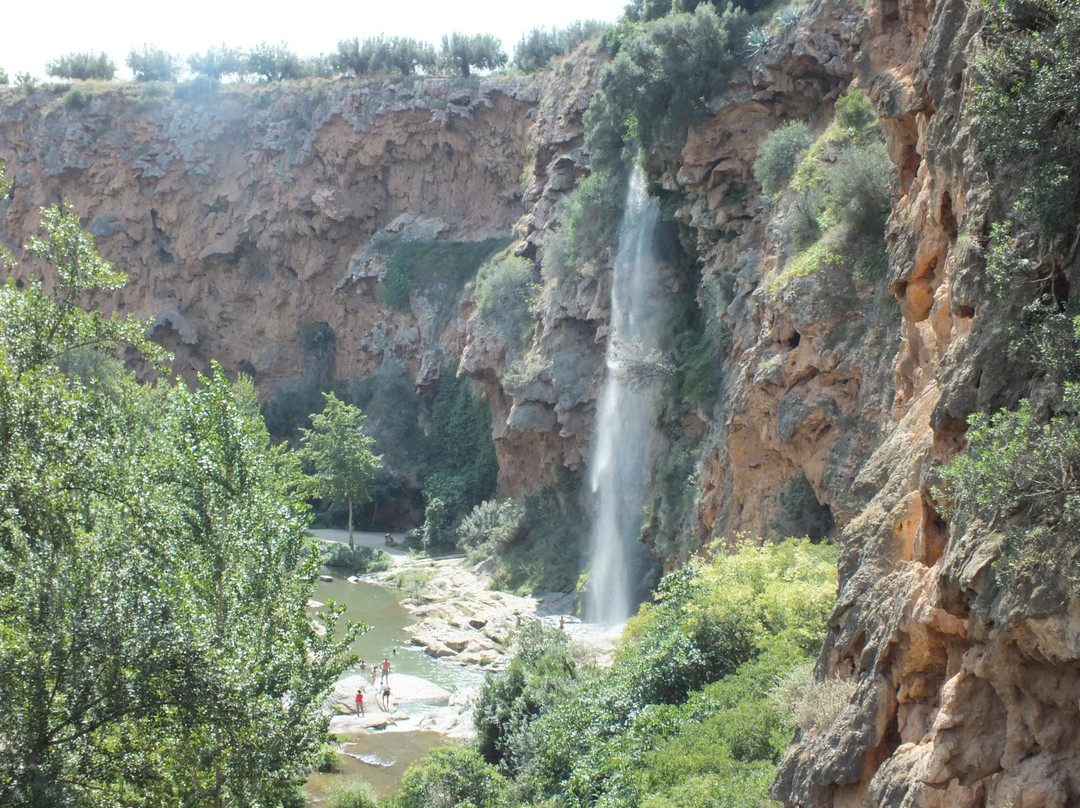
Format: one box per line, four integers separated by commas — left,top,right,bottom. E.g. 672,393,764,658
304,569,484,803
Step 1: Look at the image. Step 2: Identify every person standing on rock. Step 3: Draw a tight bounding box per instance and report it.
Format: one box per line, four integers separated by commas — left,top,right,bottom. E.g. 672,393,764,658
381,657,391,683
370,667,377,688
355,689,364,716
381,681,391,711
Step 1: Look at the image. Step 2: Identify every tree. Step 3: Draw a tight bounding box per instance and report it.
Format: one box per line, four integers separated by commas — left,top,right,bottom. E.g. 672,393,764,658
126,44,182,81
300,392,382,548
0,186,357,805
188,45,247,80
45,51,116,80
438,33,507,77
246,42,306,81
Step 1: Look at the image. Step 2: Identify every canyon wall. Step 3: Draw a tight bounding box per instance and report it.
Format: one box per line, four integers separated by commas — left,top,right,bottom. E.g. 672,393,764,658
2,3,1079,802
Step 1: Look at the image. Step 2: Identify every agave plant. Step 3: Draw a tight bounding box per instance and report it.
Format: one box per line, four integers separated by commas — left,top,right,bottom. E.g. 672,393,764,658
746,27,771,58
777,6,802,32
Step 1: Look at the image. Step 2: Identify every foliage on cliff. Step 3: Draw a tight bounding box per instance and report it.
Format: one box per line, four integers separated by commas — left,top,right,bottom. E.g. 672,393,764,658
0,191,356,806
391,539,836,808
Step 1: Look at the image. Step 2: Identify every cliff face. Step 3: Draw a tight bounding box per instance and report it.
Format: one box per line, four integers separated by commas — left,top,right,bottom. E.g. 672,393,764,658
0,77,537,388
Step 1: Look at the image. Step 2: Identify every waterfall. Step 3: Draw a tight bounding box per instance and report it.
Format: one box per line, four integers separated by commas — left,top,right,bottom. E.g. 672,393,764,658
585,166,666,629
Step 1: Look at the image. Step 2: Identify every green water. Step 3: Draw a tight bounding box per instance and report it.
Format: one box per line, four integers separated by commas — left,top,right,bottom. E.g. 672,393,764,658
312,573,483,693
304,572,483,803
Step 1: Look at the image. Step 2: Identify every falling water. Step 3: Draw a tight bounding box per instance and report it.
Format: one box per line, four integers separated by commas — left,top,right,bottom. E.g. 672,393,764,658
585,166,666,629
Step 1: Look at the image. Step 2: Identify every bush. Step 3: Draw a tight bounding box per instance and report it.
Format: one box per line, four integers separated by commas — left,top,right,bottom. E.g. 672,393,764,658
396,745,510,808
753,121,814,195
45,51,116,80
318,541,394,575
473,256,539,352
771,661,856,733
456,499,529,559
328,781,379,808
830,140,893,241
126,45,181,82
833,88,877,131
62,88,90,110
972,0,1080,237
378,237,510,311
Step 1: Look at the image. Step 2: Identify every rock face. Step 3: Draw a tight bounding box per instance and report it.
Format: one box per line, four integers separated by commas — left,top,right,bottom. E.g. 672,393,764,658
0,77,537,387
3,12,1080,804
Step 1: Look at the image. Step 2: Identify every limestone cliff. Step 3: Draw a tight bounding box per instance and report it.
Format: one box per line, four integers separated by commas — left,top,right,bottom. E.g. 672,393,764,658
0,76,537,389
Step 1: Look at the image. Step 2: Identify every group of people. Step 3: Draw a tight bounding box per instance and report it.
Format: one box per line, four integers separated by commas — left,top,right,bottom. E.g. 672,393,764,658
354,654,395,715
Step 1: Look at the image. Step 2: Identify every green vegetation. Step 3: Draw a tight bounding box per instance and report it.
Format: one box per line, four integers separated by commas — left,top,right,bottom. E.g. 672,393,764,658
45,51,116,80
512,20,610,72
755,91,893,293
437,33,508,77
752,121,813,196
187,45,246,79
418,368,499,548
319,541,394,576
584,2,753,174
0,188,357,805
395,539,837,808
938,384,1080,604
334,36,437,76
300,393,383,549
472,255,540,355
247,41,309,81
542,171,627,277
126,45,182,82
379,237,511,312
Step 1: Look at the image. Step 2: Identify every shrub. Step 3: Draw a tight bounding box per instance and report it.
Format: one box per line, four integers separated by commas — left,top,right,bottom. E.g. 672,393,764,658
126,45,181,82
771,661,856,733
473,255,539,352
173,76,220,102
0,67,7,85
378,237,510,312
318,541,394,575
545,171,626,275
585,4,751,170
972,0,1080,237
328,781,379,808
62,88,90,110
45,51,116,80
833,88,877,131
396,745,510,808
753,121,814,195
456,498,529,559
830,140,893,241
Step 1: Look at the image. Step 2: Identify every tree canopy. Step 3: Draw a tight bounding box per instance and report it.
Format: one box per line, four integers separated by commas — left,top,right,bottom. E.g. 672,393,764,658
300,392,382,548
0,179,357,806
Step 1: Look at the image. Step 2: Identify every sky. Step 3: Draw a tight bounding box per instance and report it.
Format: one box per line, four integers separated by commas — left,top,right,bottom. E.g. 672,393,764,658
3,0,630,80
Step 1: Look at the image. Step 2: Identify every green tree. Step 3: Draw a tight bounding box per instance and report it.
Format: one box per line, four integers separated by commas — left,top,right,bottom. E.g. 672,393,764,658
246,42,306,81
300,392,382,548
438,33,507,77
45,51,116,80
188,45,247,79
126,44,182,81
0,191,357,805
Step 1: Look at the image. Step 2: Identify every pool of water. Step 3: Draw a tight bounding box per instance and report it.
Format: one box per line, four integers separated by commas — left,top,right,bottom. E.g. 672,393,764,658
312,573,483,694
304,571,484,803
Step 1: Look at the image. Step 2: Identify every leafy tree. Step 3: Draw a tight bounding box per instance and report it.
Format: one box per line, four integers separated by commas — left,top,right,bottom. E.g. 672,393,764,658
188,44,247,79
126,44,182,81
300,392,382,548
0,190,356,805
0,67,7,85
246,41,306,81
396,745,510,808
512,20,609,72
45,51,116,80
438,33,507,77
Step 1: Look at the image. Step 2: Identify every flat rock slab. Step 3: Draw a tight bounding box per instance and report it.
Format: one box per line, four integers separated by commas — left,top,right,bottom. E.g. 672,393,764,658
328,673,451,717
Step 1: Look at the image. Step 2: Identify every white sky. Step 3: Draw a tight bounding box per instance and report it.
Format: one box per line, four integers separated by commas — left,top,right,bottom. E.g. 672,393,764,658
3,0,630,80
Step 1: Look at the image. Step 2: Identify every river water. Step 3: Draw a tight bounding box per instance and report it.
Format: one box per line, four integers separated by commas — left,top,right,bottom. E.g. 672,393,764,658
304,573,484,803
